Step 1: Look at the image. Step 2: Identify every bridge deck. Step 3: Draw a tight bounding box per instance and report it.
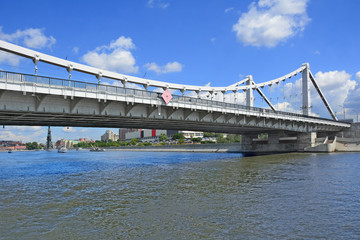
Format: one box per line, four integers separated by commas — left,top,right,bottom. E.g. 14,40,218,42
0,70,351,133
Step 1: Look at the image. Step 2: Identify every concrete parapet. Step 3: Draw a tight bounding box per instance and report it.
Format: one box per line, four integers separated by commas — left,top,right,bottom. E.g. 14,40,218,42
335,138,360,152
304,136,337,152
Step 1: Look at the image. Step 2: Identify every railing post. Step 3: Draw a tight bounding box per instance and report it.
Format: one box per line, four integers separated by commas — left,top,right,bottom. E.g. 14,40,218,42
302,63,311,116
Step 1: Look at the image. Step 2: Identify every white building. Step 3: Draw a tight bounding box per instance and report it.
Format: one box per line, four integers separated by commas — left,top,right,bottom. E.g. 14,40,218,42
180,131,203,139
101,130,119,142
125,129,203,142
125,129,176,142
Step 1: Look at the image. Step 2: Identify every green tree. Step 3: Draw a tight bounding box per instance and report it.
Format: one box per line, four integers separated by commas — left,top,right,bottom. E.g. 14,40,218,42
191,137,202,143
131,138,139,145
25,142,32,150
159,133,168,141
178,138,185,144
26,142,40,150
216,134,228,143
258,133,268,139
172,133,185,140
226,134,242,143
203,132,216,137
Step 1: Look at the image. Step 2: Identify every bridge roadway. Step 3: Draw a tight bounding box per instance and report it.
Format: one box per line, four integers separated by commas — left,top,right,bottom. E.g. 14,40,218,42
0,70,350,134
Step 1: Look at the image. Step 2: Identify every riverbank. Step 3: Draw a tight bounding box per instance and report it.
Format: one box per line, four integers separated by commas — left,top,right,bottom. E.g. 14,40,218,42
2,138,359,154
94,140,360,154
96,143,243,153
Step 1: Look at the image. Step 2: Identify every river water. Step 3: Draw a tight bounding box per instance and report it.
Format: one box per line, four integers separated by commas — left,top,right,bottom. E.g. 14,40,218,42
0,151,359,239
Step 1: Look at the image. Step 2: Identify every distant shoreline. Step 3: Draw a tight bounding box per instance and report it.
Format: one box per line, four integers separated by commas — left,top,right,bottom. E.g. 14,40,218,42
2,142,359,154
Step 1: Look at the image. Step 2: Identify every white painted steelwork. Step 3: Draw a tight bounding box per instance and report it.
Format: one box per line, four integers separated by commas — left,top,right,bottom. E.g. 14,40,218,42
0,70,350,133
0,40,304,93
0,40,343,126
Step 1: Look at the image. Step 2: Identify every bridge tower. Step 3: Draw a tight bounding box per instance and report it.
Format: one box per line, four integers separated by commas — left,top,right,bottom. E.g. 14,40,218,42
302,63,311,116
246,75,254,107
46,126,53,149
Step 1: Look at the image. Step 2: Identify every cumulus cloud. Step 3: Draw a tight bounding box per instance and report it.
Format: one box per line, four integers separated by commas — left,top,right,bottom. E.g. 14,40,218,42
343,71,360,118
147,0,170,9
232,0,310,47
82,36,138,74
0,51,21,66
250,70,357,119
312,70,356,111
308,70,355,118
0,126,46,142
274,101,302,113
0,26,56,49
225,7,234,13
144,61,183,74
0,26,55,66
73,46,79,54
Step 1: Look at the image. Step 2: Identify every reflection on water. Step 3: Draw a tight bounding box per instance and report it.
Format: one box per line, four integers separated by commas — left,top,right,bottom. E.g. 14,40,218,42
1,151,360,239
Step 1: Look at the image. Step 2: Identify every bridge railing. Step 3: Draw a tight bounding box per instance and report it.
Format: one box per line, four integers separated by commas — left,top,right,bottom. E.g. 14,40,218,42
0,70,344,123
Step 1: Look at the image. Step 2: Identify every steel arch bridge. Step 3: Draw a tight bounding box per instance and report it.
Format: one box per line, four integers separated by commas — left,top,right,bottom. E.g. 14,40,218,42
0,40,351,135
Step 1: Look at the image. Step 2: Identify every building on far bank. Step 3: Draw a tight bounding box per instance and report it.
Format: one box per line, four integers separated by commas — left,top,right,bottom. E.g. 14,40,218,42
180,131,203,139
56,139,84,149
101,130,119,142
119,128,139,141
0,140,27,151
124,129,203,142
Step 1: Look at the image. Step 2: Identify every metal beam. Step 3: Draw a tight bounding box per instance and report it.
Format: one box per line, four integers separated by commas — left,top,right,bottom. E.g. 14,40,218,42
309,71,338,121
0,40,306,93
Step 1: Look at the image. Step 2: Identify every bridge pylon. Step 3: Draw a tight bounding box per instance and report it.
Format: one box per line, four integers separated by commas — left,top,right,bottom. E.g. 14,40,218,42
246,75,254,108
302,63,311,116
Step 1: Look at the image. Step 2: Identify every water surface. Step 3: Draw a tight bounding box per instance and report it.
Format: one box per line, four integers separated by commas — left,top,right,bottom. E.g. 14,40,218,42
1,151,359,239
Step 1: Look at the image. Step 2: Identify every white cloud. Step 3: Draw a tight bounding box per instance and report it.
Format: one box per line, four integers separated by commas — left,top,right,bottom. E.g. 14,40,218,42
144,61,183,74
7,126,42,131
0,26,56,49
274,101,301,113
147,0,169,9
0,51,21,66
73,47,79,54
251,70,357,119
211,37,216,44
311,70,356,118
82,36,138,74
0,126,46,143
232,0,310,47
62,127,76,133
225,7,234,13
343,71,360,119
0,26,55,66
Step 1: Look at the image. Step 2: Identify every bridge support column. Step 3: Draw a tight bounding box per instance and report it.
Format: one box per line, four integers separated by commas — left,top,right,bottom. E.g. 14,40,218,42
268,134,280,144
246,75,254,108
297,132,317,150
241,134,258,144
302,63,311,116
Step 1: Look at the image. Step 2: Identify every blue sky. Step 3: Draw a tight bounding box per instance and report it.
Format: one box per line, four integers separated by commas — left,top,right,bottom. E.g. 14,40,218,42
0,0,359,143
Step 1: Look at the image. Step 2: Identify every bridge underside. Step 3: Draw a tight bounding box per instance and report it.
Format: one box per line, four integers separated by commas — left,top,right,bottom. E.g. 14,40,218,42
0,89,346,134
0,110,295,134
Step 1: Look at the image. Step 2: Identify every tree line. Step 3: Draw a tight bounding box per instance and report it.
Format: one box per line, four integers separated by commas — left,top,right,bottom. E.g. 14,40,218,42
24,132,242,150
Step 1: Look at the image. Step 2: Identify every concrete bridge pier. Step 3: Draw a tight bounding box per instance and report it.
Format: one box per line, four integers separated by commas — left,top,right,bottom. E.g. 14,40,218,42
297,132,317,150
240,131,318,154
